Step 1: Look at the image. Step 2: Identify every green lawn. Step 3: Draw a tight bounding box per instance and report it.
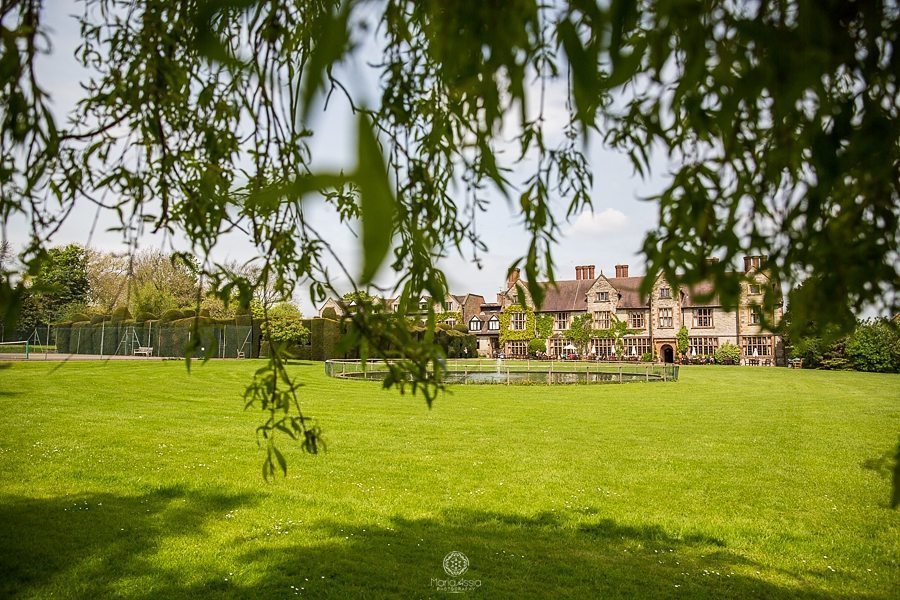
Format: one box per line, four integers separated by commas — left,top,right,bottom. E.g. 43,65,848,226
0,361,897,598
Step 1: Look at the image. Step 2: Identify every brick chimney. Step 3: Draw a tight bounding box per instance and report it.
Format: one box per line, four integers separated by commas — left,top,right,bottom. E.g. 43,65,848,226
615,264,629,278
575,265,596,280
506,267,521,289
743,255,766,272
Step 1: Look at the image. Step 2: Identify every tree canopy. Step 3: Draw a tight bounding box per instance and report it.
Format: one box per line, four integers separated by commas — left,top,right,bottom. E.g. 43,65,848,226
0,0,897,476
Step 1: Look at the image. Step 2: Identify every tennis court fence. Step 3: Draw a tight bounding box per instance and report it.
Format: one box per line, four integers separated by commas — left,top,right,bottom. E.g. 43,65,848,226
4,323,258,359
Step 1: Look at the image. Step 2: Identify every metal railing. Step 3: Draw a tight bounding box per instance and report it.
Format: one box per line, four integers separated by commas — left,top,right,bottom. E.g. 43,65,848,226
325,358,678,383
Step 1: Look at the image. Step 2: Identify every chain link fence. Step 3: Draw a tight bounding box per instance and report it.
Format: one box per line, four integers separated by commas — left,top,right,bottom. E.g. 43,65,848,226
47,322,257,358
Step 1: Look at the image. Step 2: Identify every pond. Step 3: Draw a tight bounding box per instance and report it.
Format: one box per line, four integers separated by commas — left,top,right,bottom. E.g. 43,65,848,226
337,366,675,385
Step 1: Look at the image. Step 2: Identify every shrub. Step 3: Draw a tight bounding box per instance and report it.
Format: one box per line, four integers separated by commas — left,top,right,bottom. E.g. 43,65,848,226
90,314,108,325
528,338,546,355
266,316,309,345
110,306,132,323
170,316,213,327
321,307,338,320
845,319,900,373
134,312,157,323
199,308,211,318
181,308,197,318
641,352,653,362
714,342,741,365
820,357,853,370
676,326,689,356
161,309,183,322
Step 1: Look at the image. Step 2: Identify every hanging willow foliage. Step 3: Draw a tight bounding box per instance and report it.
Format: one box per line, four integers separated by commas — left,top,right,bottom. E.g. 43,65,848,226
0,0,897,478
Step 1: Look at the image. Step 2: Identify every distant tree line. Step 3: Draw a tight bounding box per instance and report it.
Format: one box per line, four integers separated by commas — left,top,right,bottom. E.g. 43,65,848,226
1,243,307,348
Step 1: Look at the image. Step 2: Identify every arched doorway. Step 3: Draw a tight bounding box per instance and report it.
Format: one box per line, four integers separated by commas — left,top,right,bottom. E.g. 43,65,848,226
661,344,674,363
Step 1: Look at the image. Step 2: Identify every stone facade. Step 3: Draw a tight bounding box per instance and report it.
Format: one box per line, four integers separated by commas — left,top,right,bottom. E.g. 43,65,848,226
315,256,785,364
494,257,785,364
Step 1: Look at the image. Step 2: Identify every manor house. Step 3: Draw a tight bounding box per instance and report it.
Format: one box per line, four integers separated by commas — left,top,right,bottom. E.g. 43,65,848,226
319,255,785,365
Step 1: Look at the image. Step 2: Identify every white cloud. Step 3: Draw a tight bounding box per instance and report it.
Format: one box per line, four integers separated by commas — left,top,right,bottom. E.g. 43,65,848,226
567,208,629,236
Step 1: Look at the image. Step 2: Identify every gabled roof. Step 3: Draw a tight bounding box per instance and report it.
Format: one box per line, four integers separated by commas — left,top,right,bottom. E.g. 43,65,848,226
682,280,722,307
607,276,648,309
508,279,593,312
468,312,500,334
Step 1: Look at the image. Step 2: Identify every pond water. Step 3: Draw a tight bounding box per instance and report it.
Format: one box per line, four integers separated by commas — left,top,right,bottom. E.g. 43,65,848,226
339,369,669,385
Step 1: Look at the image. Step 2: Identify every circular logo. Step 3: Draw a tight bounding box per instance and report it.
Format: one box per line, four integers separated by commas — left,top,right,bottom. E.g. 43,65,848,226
442,551,469,577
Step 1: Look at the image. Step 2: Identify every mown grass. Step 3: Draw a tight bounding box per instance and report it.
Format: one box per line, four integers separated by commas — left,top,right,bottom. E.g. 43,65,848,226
0,361,897,598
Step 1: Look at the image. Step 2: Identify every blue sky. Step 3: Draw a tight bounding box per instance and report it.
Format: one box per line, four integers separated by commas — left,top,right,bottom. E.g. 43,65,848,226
8,3,674,315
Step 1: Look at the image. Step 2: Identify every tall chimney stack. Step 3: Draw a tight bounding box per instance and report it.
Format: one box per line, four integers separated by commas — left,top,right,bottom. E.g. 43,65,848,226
507,267,521,289
743,255,768,273
615,264,629,278
575,265,596,280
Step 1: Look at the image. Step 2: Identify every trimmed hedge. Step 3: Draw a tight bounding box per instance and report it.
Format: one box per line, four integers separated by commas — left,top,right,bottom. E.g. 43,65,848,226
161,309,183,322
111,306,132,323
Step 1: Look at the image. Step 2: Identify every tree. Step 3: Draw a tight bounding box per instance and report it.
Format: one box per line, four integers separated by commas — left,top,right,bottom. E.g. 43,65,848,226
15,245,89,336
564,314,593,356
676,326,689,358
261,302,310,347
845,320,900,374
596,315,643,358
0,1,897,480
85,250,130,314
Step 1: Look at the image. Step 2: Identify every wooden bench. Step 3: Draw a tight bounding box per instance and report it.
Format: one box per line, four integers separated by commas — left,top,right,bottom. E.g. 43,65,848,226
134,346,154,357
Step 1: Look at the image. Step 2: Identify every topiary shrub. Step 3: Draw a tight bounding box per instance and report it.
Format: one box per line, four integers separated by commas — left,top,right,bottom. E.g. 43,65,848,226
111,306,132,323
170,316,213,327
134,312,157,323
90,314,109,325
714,342,741,365
199,308,211,318
69,313,90,323
161,309,183,322
181,308,197,318
321,307,338,320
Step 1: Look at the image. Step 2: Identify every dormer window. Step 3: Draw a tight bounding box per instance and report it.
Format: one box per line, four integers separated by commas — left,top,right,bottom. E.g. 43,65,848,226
597,291,609,302
468,317,482,332
488,316,500,331
659,287,671,299
749,284,761,295
443,301,453,311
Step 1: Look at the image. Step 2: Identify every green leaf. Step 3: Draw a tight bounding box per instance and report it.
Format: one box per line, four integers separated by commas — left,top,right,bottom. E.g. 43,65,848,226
300,4,352,121
272,445,288,476
355,113,396,284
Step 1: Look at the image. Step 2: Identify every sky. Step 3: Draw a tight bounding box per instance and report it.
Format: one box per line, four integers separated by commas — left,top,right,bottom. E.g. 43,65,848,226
7,3,675,316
